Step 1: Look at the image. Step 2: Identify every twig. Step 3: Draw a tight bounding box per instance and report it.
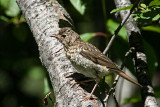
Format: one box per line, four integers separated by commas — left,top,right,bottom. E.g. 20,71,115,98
43,92,54,105
103,0,140,54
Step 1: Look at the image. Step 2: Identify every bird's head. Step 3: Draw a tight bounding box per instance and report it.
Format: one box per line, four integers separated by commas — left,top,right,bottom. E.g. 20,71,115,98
54,27,80,47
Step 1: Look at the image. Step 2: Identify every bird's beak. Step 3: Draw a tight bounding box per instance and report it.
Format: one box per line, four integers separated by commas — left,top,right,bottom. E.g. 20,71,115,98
52,35,60,39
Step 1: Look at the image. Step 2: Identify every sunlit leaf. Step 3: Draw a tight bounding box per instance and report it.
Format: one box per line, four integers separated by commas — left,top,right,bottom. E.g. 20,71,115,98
106,19,127,41
80,33,95,42
152,14,160,21
140,4,147,9
0,0,9,8
44,77,51,95
49,0,55,2
6,0,20,17
70,0,86,15
149,0,160,7
110,4,133,14
105,75,112,84
142,26,160,33
0,0,20,17
133,4,160,24
0,15,9,22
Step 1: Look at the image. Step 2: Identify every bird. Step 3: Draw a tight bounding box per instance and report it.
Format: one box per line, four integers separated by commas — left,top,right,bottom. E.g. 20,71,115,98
53,27,142,101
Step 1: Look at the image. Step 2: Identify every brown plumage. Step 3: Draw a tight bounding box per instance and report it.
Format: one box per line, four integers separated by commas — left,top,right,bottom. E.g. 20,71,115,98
54,27,142,101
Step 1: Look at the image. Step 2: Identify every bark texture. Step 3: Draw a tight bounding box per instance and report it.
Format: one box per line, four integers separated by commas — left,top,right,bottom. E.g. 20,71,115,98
114,0,158,107
16,0,103,106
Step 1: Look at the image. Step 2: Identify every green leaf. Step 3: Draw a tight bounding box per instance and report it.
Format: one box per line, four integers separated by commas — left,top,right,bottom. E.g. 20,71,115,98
106,19,127,41
133,6,160,24
70,0,86,15
0,15,9,22
0,0,20,17
6,0,20,17
123,92,141,103
49,0,55,2
142,26,160,33
152,14,160,21
44,77,51,95
143,40,158,78
0,0,9,8
110,4,133,14
149,0,160,7
140,4,147,9
80,33,95,42
28,66,45,79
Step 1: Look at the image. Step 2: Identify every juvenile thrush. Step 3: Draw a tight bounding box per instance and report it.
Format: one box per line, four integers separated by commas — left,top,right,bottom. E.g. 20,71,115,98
53,27,142,101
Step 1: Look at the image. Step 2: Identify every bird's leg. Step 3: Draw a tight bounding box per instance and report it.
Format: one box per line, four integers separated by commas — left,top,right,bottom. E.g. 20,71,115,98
70,78,95,88
80,82,98,102
80,78,95,83
104,47,136,106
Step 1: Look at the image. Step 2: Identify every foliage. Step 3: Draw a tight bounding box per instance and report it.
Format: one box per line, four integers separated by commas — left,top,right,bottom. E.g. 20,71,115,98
133,3,160,25
80,33,95,41
109,0,160,25
110,4,133,14
0,0,20,17
142,26,160,33
69,0,86,15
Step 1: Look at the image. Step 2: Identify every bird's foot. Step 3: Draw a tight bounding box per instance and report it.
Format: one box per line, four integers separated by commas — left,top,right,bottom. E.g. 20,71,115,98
70,81,80,88
80,95,98,105
70,78,95,88
80,95,97,102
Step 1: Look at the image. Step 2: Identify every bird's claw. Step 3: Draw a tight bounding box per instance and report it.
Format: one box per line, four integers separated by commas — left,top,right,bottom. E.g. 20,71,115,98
80,95,97,102
80,95,98,105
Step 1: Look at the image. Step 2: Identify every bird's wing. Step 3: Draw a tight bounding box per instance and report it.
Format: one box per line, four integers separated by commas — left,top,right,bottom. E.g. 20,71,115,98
79,43,142,87
80,43,118,70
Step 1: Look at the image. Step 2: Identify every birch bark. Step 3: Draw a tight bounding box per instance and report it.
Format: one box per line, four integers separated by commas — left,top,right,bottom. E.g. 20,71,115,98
16,0,103,106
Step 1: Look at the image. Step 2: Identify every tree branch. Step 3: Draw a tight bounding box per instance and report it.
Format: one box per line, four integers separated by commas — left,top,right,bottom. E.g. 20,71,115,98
16,0,103,106
114,0,158,106
103,0,139,54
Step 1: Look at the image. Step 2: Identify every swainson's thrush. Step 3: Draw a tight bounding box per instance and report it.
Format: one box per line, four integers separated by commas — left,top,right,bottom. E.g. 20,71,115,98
53,27,142,101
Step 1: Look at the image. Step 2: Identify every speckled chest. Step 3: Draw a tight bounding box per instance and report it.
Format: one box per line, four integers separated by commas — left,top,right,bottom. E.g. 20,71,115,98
64,45,109,80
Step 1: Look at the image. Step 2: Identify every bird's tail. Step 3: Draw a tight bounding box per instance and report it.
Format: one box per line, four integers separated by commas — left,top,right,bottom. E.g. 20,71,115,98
111,68,142,87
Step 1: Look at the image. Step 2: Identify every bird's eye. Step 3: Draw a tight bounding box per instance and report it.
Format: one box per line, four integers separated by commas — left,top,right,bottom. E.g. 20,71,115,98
62,35,66,38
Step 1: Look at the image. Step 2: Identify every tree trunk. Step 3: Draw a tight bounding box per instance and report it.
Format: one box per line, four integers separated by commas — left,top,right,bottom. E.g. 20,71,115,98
16,0,103,106
113,0,158,107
